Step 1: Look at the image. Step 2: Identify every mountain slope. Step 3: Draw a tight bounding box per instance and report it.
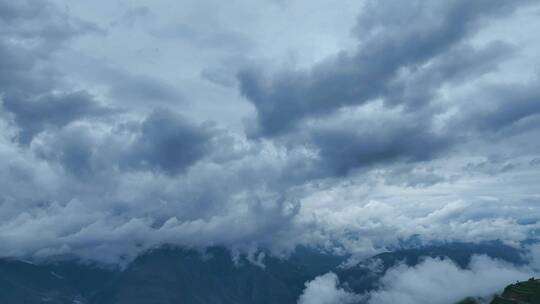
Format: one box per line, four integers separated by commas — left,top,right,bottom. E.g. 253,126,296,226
0,242,528,304
0,258,113,304
491,278,540,304
92,246,340,304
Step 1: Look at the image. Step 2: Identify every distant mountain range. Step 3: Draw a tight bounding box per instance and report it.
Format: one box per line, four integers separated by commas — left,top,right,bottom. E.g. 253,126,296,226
0,241,531,304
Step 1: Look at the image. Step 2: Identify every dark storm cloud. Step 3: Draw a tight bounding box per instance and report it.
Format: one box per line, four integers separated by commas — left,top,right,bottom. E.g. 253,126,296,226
125,109,217,175
238,0,531,137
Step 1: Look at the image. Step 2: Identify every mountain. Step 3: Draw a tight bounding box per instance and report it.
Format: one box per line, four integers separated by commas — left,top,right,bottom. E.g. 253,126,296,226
91,246,344,304
0,246,343,304
0,242,527,304
0,257,114,304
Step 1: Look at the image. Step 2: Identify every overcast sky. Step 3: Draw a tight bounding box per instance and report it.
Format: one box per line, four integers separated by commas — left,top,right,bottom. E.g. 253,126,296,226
1,0,540,264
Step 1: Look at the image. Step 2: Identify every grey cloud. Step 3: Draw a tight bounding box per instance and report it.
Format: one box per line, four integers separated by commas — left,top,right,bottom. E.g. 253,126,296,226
59,55,185,108
384,40,516,109
40,126,95,179
239,0,531,137
309,115,452,176
381,165,447,188
201,67,238,87
0,114,304,263
236,0,535,178
30,123,119,181
0,0,99,94
0,0,108,144
464,81,540,134
1,91,114,144
0,0,101,48
463,155,518,176
125,109,217,175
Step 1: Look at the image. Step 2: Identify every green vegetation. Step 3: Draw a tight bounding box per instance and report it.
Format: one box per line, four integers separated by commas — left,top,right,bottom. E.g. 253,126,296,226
491,278,540,304
456,278,540,304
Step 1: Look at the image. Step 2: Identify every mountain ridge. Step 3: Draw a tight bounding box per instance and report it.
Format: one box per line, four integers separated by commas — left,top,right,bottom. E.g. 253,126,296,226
0,241,531,304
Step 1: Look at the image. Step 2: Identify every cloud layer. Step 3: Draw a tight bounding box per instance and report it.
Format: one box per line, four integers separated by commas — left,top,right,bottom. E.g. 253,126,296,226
0,0,540,264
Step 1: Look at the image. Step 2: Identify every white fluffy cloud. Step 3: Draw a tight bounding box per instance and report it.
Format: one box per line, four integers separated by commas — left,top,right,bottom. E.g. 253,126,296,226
366,256,534,304
298,246,540,304
298,272,359,304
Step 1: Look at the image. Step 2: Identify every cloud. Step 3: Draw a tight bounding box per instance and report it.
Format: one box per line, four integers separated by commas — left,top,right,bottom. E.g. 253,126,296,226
458,80,540,135
365,252,540,304
237,0,536,177
238,0,531,137
305,104,452,176
297,246,540,304
124,109,217,175
1,0,540,265
0,0,106,144
1,91,114,144
151,23,253,52
298,272,359,304
0,107,306,263
382,40,516,110
105,72,184,107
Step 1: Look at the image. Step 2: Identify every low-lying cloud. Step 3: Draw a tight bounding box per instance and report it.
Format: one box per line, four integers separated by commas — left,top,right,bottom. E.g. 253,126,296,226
298,272,359,304
298,245,540,304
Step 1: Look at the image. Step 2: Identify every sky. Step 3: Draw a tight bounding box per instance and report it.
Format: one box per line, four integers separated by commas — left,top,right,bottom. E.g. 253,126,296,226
1,0,540,264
